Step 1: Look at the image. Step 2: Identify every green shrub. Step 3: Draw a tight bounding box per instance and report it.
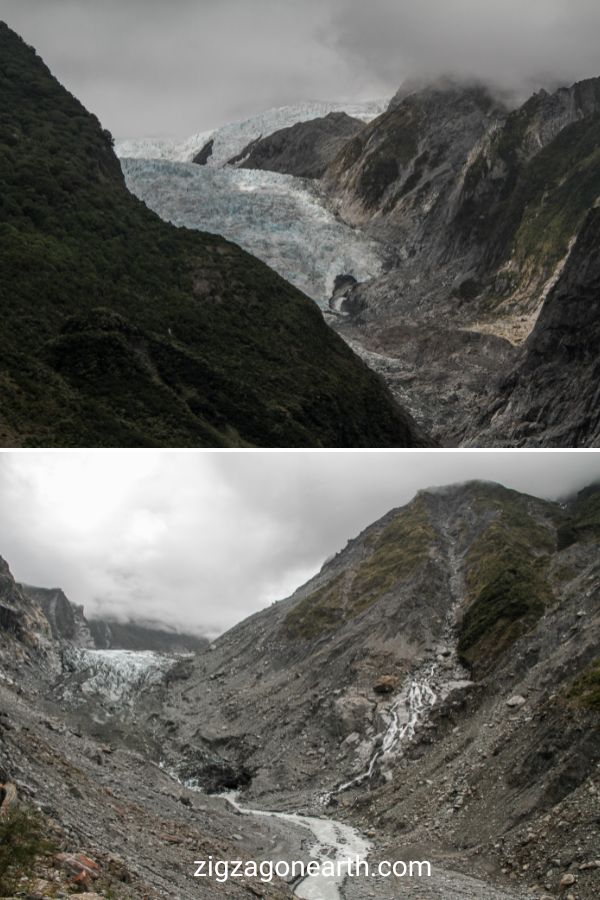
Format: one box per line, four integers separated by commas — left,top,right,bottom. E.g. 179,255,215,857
0,805,56,895
458,490,555,672
566,659,600,711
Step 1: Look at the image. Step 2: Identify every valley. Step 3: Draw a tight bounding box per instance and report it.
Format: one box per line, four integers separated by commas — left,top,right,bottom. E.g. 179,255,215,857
1,480,599,898
117,77,600,447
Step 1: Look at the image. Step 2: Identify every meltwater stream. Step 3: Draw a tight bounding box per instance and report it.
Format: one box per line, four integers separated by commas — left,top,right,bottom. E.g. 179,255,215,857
337,662,439,794
221,791,371,900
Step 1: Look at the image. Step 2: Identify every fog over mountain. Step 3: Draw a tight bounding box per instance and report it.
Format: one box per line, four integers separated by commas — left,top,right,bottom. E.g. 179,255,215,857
0,452,597,637
2,0,599,138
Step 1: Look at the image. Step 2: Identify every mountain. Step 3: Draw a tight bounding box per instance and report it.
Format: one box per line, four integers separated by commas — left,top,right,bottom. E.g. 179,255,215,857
114,73,600,446
0,22,429,448
20,582,208,653
88,618,208,653
1,482,599,897
112,72,600,446
20,584,96,648
234,111,365,178
116,99,386,165
152,481,600,897
320,78,600,446
0,558,59,678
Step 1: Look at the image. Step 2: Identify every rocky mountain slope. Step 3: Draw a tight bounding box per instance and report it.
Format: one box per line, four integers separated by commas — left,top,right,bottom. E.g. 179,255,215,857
235,112,365,179
1,481,599,897
112,70,600,446
321,78,600,445
20,582,208,653
152,481,600,898
0,22,428,448
464,207,600,446
117,75,600,447
88,619,208,654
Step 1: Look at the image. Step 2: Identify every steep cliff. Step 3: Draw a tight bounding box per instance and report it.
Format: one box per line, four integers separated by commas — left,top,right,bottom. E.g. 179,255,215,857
465,208,600,446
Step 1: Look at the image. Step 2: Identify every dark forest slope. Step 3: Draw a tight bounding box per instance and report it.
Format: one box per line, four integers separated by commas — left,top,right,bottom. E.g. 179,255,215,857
0,23,429,447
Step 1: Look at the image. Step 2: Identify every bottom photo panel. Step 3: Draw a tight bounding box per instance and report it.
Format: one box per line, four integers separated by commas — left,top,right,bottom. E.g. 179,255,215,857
0,449,598,900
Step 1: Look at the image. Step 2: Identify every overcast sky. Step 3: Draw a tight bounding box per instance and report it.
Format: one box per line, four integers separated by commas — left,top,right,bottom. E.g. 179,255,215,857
2,1,600,139
0,451,597,638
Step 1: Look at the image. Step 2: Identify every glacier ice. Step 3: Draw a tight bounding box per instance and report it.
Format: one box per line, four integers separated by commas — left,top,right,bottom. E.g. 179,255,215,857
121,158,385,304
64,648,176,705
116,99,387,166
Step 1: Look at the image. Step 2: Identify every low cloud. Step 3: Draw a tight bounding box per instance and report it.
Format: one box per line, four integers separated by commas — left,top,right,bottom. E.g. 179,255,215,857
0,452,597,638
2,1,598,140
329,0,600,100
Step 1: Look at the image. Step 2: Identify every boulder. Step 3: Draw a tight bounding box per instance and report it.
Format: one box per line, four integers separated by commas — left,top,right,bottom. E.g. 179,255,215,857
373,675,397,695
506,695,527,708
55,852,99,879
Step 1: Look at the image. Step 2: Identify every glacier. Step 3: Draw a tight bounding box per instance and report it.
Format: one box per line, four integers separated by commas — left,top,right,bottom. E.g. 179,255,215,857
121,158,386,304
116,99,387,166
62,648,177,705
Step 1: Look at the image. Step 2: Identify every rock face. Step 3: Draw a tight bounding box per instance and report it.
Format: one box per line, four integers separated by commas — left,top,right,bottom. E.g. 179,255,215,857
21,585,95,648
0,557,51,648
88,618,208,653
324,79,505,236
236,112,365,179
320,77,600,446
0,558,56,673
21,580,208,654
465,208,600,446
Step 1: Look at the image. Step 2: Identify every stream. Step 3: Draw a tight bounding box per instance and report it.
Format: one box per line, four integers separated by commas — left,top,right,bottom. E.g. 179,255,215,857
221,791,371,900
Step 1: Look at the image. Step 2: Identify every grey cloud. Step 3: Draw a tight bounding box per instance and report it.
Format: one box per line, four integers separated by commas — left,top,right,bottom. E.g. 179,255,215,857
8,1,598,142
0,452,597,638
329,0,600,99
1,0,355,138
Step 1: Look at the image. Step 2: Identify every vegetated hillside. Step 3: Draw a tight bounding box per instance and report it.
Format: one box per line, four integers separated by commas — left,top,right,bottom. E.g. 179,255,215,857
234,112,365,178
0,22,429,448
155,481,599,898
465,207,600,447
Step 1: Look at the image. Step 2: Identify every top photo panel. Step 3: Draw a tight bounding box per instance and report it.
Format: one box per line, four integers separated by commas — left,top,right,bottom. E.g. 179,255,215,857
1,0,599,448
